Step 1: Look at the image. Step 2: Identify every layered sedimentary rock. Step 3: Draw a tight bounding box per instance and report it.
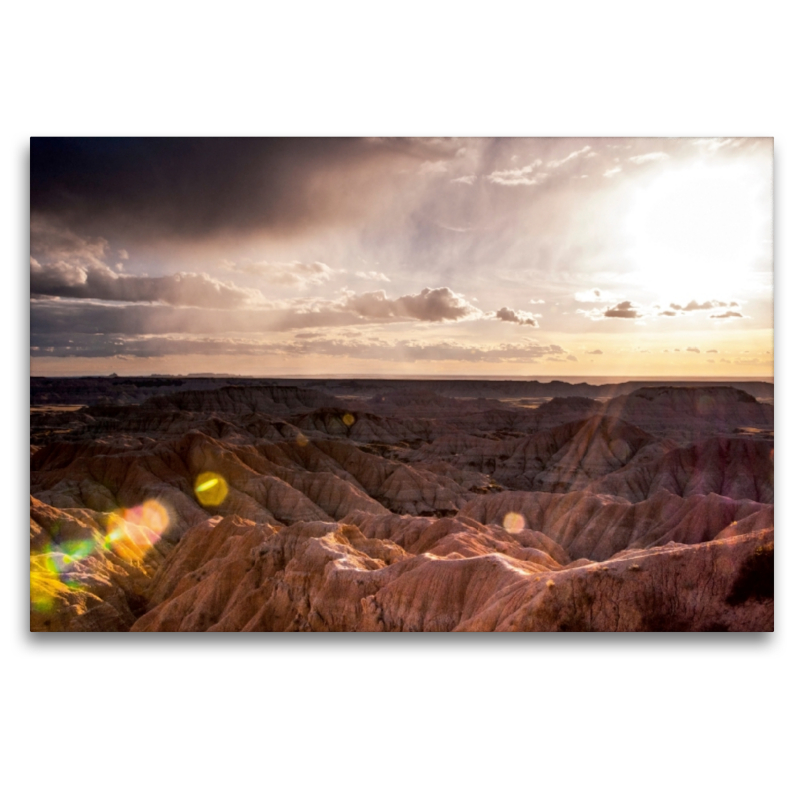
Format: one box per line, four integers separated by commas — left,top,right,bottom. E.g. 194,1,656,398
30,381,774,632
128,511,772,633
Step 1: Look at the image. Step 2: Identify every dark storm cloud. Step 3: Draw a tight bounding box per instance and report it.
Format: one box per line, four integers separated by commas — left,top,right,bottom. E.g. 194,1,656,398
30,137,464,241
495,307,538,327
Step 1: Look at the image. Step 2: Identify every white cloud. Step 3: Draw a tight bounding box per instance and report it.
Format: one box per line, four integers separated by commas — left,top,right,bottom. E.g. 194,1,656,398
547,145,593,169
603,167,622,177
30,259,265,308
487,160,547,186
669,299,739,313
341,287,481,322
355,271,391,282
30,220,265,309
451,174,476,185
488,146,594,187
693,138,745,152
221,260,343,288
628,152,669,165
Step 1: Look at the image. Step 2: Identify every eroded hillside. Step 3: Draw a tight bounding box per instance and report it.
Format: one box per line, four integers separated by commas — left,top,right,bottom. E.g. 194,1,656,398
30,381,774,632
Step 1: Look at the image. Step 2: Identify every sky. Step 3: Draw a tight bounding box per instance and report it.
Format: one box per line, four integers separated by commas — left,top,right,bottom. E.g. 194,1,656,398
30,137,773,379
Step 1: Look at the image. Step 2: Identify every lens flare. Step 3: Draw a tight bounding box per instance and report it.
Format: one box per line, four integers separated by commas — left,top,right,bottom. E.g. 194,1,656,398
342,413,355,427
296,432,309,447
103,500,170,562
125,499,170,535
32,498,172,613
30,555,67,613
194,471,229,506
103,515,148,561
503,511,526,534
63,539,95,560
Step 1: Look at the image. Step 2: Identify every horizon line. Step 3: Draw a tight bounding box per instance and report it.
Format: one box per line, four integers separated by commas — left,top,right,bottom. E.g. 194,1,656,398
30,373,775,383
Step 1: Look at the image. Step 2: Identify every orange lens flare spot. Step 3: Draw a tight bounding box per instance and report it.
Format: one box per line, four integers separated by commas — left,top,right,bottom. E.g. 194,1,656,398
194,471,229,507
296,432,309,447
139,499,170,534
503,511,526,534
342,413,355,427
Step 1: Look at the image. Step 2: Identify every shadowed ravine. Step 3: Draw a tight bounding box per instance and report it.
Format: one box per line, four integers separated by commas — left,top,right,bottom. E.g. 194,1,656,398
30,379,774,632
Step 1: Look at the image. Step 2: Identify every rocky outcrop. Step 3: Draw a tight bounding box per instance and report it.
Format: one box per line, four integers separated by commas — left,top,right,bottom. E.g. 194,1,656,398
459,489,772,561
129,512,772,632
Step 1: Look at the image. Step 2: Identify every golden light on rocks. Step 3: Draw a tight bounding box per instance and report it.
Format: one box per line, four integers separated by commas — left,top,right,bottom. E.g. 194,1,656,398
194,472,229,507
30,498,173,616
503,511,525,534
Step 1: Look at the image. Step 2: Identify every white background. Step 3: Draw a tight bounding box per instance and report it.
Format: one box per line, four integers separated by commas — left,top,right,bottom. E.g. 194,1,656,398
3,2,796,798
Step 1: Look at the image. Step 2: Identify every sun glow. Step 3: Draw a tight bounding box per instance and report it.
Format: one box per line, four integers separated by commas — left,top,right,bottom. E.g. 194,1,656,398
625,160,771,300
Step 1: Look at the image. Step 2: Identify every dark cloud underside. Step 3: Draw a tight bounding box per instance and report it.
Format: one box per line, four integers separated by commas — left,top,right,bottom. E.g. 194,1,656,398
30,137,462,241
31,331,567,363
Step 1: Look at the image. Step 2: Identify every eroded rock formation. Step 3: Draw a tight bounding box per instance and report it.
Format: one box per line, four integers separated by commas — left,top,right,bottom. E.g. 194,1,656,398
30,381,774,632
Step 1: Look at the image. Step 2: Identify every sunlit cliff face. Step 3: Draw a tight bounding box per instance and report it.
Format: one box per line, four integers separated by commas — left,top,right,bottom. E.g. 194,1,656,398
30,137,773,378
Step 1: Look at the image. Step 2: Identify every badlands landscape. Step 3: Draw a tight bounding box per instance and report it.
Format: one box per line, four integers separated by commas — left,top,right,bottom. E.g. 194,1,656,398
30,376,774,632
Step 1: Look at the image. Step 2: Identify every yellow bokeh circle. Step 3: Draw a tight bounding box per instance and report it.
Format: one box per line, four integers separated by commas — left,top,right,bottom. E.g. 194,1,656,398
194,472,229,506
